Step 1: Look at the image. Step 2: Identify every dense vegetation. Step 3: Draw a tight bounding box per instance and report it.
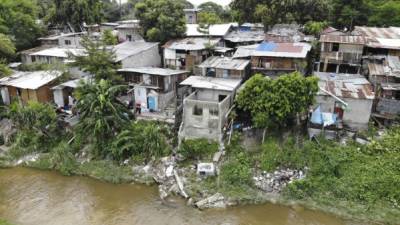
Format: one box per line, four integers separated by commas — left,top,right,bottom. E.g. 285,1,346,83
230,0,400,30
135,0,186,43
236,72,318,129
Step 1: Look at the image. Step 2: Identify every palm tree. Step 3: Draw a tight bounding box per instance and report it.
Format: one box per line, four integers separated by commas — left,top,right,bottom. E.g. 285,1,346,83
74,79,130,157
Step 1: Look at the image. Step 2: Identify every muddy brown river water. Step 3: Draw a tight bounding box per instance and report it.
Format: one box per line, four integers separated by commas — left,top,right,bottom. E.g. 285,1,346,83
0,168,355,225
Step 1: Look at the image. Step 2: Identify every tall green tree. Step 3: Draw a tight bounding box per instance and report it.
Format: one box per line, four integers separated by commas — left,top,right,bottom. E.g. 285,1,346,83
70,37,120,82
236,72,318,129
0,34,15,77
367,0,400,27
135,0,186,43
198,2,230,22
229,0,331,30
0,0,42,50
330,0,370,29
101,29,118,45
48,0,103,31
74,79,130,158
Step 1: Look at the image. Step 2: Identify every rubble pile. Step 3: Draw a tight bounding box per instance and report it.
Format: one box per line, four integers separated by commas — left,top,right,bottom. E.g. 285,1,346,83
134,156,191,201
253,168,306,193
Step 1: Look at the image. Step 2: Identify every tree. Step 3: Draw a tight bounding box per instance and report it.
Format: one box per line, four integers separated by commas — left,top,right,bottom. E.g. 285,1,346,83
304,21,329,36
198,2,230,21
70,37,121,82
47,0,103,31
367,0,400,27
102,0,122,22
101,29,118,45
74,79,130,157
330,0,370,29
135,0,186,43
0,0,42,50
230,0,332,30
0,34,15,77
236,72,318,129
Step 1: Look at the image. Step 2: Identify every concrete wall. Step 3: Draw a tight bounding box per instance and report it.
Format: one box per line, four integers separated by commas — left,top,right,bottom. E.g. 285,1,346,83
121,46,161,68
180,91,231,141
185,11,197,24
316,95,373,130
58,36,82,48
117,29,143,42
196,88,232,102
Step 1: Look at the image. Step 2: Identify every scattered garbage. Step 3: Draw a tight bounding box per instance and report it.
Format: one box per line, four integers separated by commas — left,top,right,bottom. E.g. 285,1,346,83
253,168,307,193
195,193,226,209
197,163,216,177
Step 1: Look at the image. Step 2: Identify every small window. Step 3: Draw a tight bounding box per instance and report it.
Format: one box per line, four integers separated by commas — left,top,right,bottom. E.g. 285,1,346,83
193,105,203,116
223,69,230,78
151,76,158,86
65,40,71,45
332,43,339,52
209,108,219,117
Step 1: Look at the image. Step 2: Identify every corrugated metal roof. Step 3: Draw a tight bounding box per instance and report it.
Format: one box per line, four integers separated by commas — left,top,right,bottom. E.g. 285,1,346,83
232,44,258,58
30,47,86,58
354,26,400,49
381,82,400,91
113,41,158,62
367,55,400,77
251,42,312,58
180,76,241,91
319,34,366,45
198,56,250,70
1,70,62,90
163,38,221,51
51,77,90,90
224,30,265,43
186,24,232,37
355,26,400,39
315,72,374,100
118,67,188,76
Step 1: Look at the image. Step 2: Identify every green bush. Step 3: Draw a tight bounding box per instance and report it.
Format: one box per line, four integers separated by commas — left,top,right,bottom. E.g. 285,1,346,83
112,121,171,162
178,138,219,161
220,151,252,187
49,141,77,176
259,137,308,172
77,160,132,183
0,218,16,225
279,134,400,222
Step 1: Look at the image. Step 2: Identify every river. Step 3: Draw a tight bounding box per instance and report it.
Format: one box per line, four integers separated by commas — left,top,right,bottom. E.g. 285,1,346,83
0,168,352,225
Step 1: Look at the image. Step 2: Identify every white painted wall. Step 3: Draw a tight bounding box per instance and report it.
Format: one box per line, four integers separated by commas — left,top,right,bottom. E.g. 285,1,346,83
316,95,373,130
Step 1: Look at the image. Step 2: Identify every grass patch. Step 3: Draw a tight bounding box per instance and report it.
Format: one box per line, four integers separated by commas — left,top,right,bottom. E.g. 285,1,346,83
0,219,16,225
77,160,133,184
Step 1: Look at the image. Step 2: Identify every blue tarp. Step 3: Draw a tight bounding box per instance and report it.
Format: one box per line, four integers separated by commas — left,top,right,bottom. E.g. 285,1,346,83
311,106,337,127
256,42,277,52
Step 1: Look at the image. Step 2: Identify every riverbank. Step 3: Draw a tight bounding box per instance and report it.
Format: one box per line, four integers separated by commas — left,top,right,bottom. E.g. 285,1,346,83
0,116,399,224
0,167,349,225
1,129,399,225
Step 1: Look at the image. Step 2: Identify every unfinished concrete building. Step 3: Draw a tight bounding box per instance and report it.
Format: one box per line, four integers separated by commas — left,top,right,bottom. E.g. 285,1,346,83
178,76,242,141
